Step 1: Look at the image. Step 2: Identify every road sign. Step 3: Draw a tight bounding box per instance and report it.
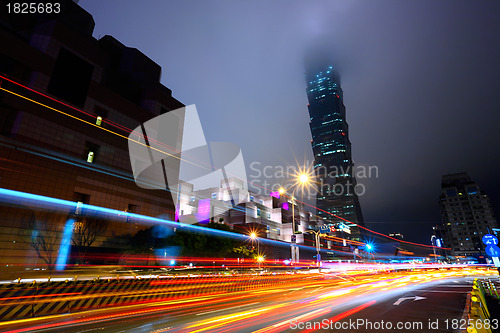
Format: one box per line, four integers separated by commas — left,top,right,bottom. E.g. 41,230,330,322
493,257,500,267
319,225,330,234
485,244,500,257
482,234,498,246
291,235,296,243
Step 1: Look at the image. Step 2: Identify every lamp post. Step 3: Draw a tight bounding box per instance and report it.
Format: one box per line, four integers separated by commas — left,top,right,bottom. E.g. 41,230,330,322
250,232,261,269
281,173,310,236
304,230,322,267
279,173,311,264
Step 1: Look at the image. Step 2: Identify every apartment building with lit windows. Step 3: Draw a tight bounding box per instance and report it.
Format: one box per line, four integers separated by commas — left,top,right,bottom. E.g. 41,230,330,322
438,173,498,258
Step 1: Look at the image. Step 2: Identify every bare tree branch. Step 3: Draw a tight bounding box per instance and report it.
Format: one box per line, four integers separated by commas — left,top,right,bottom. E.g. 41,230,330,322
18,210,63,268
72,215,109,263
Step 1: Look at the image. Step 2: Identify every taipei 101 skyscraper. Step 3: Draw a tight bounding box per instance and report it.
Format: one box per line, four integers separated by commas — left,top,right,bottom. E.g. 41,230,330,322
305,55,364,240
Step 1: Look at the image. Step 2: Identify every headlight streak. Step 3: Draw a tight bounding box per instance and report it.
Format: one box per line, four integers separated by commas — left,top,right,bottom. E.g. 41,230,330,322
0,268,495,332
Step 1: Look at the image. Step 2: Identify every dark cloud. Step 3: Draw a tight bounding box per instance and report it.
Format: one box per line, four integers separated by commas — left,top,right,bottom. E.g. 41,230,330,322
80,0,500,244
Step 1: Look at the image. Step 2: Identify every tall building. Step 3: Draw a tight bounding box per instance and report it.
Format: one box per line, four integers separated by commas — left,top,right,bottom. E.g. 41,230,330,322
438,173,498,258
305,57,364,239
0,0,183,266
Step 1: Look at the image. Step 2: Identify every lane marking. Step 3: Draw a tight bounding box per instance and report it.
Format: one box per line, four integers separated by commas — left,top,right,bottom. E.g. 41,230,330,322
393,296,426,305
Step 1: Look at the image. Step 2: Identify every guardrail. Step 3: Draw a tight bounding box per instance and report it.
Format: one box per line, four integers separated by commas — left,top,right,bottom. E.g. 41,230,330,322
0,273,299,321
465,278,499,333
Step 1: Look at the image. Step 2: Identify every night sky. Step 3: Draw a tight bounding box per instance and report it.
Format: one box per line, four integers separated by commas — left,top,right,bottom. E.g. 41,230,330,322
79,0,500,245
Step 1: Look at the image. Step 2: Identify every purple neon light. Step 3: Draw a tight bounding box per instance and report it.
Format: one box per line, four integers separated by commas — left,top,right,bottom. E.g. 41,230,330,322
282,202,289,210
196,198,211,224
270,191,280,199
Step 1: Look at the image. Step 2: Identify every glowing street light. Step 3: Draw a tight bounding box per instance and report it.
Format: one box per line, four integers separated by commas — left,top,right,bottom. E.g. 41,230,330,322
364,243,376,261
291,173,311,235
299,174,309,184
275,165,315,263
249,231,260,266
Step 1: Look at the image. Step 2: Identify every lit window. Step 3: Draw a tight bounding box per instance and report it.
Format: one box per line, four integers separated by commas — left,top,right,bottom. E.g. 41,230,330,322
87,151,94,163
96,116,102,126
85,142,100,163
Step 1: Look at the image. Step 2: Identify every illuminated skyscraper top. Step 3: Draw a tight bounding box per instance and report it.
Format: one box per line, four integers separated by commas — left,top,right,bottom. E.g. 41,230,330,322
305,59,364,238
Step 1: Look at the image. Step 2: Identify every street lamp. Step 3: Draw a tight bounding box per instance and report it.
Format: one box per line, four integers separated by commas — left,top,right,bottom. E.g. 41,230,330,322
249,231,260,268
364,243,376,261
304,230,322,267
281,173,311,235
278,173,312,264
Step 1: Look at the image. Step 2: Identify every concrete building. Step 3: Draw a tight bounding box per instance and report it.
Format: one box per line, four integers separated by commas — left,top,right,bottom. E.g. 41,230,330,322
175,178,318,244
438,173,498,258
0,0,183,266
174,178,359,261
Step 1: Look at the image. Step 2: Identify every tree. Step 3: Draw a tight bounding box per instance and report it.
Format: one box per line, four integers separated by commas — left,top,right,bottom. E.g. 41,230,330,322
231,245,257,258
17,209,63,269
169,222,238,257
71,215,109,264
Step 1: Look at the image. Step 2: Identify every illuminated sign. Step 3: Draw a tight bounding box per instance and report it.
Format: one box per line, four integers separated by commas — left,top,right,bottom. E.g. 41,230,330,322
196,199,211,224
335,223,351,234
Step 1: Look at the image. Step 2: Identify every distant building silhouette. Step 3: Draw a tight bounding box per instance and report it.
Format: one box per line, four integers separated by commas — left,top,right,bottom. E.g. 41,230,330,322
438,172,498,258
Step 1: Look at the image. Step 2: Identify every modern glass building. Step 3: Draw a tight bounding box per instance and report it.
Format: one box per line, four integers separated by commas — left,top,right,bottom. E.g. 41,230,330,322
305,60,364,239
